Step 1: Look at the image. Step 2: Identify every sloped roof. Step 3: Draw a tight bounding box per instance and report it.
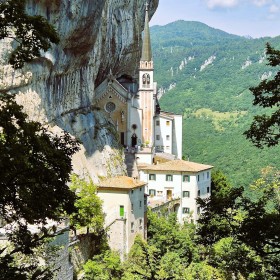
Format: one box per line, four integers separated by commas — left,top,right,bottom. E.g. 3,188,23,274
140,159,213,173
94,75,130,104
98,176,146,191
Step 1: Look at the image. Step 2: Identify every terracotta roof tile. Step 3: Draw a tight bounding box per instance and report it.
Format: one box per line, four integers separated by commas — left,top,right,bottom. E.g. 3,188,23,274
98,176,146,190
139,159,213,173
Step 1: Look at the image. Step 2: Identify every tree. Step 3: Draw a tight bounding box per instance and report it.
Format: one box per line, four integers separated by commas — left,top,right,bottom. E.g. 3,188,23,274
122,235,160,280
147,210,196,265
69,174,104,235
83,250,123,280
196,170,280,279
0,93,79,278
244,43,280,148
0,0,59,69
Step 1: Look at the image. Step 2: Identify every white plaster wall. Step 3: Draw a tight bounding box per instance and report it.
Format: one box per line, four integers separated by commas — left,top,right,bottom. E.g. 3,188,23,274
136,153,153,164
128,106,142,146
141,170,212,223
97,188,145,258
128,187,145,251
172,115,183,159
154,116,173,153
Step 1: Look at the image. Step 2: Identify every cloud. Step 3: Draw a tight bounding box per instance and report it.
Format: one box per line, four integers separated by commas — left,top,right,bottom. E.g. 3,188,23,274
251,0,272,7
204,0,275,9
205,0,240,9
269,4,280,13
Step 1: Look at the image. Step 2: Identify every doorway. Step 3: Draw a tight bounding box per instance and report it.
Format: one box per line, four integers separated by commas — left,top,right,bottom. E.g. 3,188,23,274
167,190,172,200
131,133,138,147
120,132,125,146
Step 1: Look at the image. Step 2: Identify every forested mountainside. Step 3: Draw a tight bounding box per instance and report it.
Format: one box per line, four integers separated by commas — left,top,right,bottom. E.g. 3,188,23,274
151,20,280,187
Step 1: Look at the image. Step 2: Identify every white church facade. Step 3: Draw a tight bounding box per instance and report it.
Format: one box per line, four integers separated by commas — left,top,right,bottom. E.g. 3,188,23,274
95,2,212,233
94,3,182,163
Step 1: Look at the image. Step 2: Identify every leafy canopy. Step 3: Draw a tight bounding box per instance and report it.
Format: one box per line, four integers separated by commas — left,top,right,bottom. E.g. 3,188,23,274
0,93,79,279
0,0,59,68
245,43,280,148
69,174,104,234
197,170,280,279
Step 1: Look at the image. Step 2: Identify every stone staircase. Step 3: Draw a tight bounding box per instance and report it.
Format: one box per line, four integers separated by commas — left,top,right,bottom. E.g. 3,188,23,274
124,151,139,178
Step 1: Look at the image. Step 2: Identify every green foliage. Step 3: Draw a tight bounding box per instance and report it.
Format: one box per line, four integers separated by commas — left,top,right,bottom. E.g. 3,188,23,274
0,0,59,68
147,211,197,265
244,43,280,147
185,262,221,280
83,250,123,280
151,20,280,187
0,93,79,278
69,174,104,234
156,251,188,279
123,235,160,280
197,170,280,279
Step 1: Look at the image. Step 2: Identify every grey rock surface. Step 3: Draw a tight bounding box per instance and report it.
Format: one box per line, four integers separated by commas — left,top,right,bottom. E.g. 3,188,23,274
0,0,158,181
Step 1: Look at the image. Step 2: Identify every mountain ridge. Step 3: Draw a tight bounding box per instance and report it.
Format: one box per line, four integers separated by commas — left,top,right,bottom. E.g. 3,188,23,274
150,20,280,186
151,20,278,40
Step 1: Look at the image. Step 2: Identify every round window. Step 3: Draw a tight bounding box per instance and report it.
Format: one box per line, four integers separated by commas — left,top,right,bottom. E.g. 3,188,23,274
105,102,116,113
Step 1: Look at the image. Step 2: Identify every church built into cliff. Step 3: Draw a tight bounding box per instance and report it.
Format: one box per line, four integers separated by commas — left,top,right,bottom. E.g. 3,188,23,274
94,3,182,164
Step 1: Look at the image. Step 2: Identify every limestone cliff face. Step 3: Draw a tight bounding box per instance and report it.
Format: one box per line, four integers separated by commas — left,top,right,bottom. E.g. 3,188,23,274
0,0,158,181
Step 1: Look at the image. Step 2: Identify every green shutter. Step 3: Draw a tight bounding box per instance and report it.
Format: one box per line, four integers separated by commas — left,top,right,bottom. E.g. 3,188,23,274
120,205,124,217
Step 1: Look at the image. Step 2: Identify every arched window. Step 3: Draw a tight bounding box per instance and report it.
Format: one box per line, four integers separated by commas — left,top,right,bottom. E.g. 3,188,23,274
142,74,147,88
147,74,150,87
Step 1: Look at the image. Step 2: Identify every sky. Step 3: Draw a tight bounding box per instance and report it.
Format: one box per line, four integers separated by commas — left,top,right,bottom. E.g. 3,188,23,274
150,0,280,38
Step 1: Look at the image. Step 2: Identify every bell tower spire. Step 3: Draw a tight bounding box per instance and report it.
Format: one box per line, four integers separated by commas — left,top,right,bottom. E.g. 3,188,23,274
138,1,155,146
141,2,152,62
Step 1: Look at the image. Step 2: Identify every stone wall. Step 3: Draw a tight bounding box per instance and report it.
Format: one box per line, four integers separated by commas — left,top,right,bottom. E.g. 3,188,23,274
0,0,158,180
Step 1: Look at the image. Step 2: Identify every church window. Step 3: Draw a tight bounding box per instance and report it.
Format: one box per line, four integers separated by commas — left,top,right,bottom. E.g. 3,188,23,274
166,175,173,181
147,74,150,88
142,74,147,88
183,191,190,198
157,191,163,196
183,207,190,214
156,135,160,140
105,102,116,113
149,189,156,196
166,121,170,126
108,95,113,99
156,120,160,126
120,205,124,217
183,175,190,182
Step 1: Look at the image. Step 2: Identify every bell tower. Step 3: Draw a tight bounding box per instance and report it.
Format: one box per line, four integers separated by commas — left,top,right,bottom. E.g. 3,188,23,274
139,2,155,146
